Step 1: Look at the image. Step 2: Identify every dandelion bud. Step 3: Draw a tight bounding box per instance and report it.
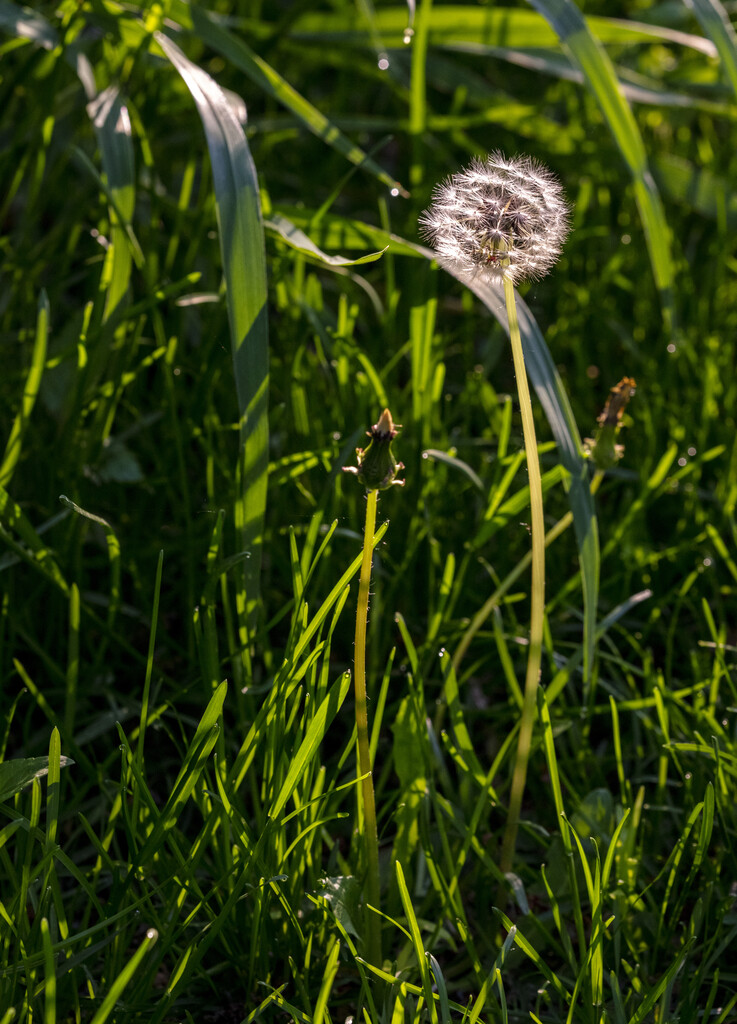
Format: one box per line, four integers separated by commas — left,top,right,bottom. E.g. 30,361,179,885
343,408,405,491
419,152,571,286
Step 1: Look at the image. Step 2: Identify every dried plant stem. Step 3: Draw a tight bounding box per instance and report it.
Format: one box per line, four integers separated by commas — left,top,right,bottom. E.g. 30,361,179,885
354,487,382,965
498,273,546,879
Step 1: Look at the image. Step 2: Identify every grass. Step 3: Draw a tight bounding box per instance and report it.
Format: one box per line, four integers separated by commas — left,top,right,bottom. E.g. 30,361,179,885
2,0,737,1021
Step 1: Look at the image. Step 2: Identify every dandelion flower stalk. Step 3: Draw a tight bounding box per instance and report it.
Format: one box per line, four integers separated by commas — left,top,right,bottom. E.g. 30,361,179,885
420,153,570,882
343,409,404,965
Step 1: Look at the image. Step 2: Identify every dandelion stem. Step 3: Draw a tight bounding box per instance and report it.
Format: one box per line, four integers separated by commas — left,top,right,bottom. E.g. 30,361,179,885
354,487,382,965
498,273,546,880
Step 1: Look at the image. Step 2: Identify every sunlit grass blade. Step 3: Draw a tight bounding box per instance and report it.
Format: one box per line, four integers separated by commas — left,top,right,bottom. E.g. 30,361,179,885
86,86,139,322
267,212,387,266
395,860,437,1024
0,289,48,488
157,31,269,636
269,670,351,819
88,928,159,1024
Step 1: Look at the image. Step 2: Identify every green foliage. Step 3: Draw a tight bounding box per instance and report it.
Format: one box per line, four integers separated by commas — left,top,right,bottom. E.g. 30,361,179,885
2,0,737,1021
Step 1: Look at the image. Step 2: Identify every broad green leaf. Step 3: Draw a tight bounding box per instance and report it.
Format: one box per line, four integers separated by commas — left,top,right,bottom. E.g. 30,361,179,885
0,755,74,803
88,928,159,1024
157,32,269,632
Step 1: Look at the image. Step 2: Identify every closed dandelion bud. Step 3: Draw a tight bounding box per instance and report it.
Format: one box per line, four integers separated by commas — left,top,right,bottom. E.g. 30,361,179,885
419,151,571,286
343,408,405,491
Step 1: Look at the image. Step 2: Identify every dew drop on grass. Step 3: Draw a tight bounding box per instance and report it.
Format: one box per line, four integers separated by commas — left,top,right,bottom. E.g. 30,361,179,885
377,53,390,70
390,188,399,197
403,27,414,44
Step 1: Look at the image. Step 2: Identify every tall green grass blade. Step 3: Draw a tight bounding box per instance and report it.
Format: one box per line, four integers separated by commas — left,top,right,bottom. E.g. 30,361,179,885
428,955,452,1024
157,31,269,635
269,670,352,819
686,0,737,98
395,860,437,1024
125,682,227,874
88,928,159,1024
0,290,48,488
86,86,138,322
529,0,675,331
40,917,56,1024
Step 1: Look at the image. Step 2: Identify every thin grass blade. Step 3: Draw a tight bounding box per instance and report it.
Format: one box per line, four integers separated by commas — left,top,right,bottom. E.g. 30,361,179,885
156,31,269,634
0,290,48,488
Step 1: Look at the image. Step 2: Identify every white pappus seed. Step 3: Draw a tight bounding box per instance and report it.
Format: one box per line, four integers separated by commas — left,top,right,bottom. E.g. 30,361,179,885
419,151,571,286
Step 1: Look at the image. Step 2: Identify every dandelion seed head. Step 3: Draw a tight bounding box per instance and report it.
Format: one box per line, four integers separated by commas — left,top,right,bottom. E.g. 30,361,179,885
420,152,571,285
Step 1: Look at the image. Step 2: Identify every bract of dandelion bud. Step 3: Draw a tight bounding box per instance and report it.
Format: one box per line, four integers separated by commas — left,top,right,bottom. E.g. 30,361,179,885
419,152,571,286
343,408,405,491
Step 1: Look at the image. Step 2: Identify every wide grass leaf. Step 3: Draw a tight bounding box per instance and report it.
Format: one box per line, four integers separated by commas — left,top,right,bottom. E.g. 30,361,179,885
156,32,269,633
0,755,74,803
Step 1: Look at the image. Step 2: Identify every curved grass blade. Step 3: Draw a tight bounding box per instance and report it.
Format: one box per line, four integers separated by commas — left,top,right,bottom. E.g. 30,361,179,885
165,1,408,196
292,6,715,54
88,928,159,1024
528,0,675,332
86,85,138,322
395,860,437,1023
0,289,48,488
685,0,737,99
266,212,387,266
156,32,269,634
